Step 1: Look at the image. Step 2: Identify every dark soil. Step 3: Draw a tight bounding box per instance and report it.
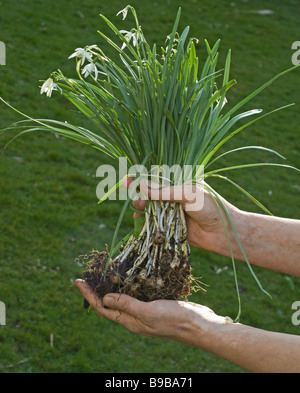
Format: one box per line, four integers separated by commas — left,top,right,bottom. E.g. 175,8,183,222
80,249,196,307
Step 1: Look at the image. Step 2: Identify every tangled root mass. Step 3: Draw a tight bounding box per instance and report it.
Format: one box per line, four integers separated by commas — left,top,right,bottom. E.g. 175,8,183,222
80,202,201,306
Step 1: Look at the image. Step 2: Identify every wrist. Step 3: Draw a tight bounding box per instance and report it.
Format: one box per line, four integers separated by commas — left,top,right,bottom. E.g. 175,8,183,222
212,207,251,258
200,205,246,255
175,307,248,366
172,302,233,350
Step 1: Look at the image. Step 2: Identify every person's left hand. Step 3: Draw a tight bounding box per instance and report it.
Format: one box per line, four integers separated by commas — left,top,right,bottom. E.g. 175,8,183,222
75,279,226,343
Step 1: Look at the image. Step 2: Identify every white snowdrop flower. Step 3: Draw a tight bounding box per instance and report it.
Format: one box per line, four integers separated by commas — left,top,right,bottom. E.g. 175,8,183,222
120,30,139,50
81,62,99,80
40,78,60,97
68,47,93,65
117,6,129,20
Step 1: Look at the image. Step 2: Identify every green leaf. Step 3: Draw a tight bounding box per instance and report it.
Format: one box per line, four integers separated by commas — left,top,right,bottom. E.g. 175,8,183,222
206,145,286,169
209,174,273,215
98,174,129,204
205,162,300,177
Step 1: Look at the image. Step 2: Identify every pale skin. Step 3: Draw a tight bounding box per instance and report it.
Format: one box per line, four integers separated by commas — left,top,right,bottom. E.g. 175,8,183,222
76,179,300,373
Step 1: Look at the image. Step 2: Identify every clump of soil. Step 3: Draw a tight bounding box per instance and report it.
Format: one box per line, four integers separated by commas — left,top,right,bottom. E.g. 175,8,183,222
80,248,195,307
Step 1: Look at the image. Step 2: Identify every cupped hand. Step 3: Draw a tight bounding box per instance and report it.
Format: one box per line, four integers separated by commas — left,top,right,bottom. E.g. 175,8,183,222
75,279,226,342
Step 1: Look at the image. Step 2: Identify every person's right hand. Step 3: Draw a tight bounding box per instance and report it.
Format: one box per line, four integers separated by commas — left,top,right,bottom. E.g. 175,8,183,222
124,178,240,252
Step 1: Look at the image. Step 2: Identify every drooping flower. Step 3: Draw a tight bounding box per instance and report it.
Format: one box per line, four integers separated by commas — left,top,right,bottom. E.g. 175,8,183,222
40,78,60,97
120,29,139,50
68,47,92,64
68,46,96,65
116,6,130,20
81,62,99,80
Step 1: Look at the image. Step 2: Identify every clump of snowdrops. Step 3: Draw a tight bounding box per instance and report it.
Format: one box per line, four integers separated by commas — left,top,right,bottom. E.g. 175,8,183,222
1,6,299,320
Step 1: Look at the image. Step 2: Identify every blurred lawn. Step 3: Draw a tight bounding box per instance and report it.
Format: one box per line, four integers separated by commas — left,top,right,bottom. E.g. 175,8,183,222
0,0,299,373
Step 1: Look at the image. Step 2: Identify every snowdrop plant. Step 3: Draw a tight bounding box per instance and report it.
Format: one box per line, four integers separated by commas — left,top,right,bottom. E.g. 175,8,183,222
1,6,299,320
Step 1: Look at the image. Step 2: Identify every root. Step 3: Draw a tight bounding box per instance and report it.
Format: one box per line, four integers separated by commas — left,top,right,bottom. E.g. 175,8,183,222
80,201,203,306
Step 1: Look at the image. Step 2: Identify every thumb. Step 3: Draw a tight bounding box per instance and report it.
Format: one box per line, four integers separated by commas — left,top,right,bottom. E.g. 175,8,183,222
140,179,197,204
103,293,143,316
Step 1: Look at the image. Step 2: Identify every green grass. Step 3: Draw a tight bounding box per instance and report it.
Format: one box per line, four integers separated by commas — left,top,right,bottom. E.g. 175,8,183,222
0,0,299,373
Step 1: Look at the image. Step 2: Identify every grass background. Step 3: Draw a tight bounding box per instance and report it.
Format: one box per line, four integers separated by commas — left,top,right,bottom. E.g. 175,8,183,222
0,0,299,373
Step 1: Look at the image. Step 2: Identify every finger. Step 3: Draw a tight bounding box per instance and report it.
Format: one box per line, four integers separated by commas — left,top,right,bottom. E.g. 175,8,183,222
133,211,142,220
123,177,147,203
75,280,125,322
132,197,147,219
122,176,134,189
140,179,197,204
102,293,144,317
132,197,139,209
124,177,147,219
75,281,145,323
132,199,142,218
75,279,103,311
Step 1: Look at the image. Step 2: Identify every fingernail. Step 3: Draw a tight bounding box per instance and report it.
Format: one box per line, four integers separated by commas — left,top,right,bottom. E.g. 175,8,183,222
75,279,84,287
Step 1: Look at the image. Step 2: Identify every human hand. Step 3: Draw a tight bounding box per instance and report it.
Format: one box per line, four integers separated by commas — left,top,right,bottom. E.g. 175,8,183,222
75,279,227,342
76,280,300,373
124,178,240,252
